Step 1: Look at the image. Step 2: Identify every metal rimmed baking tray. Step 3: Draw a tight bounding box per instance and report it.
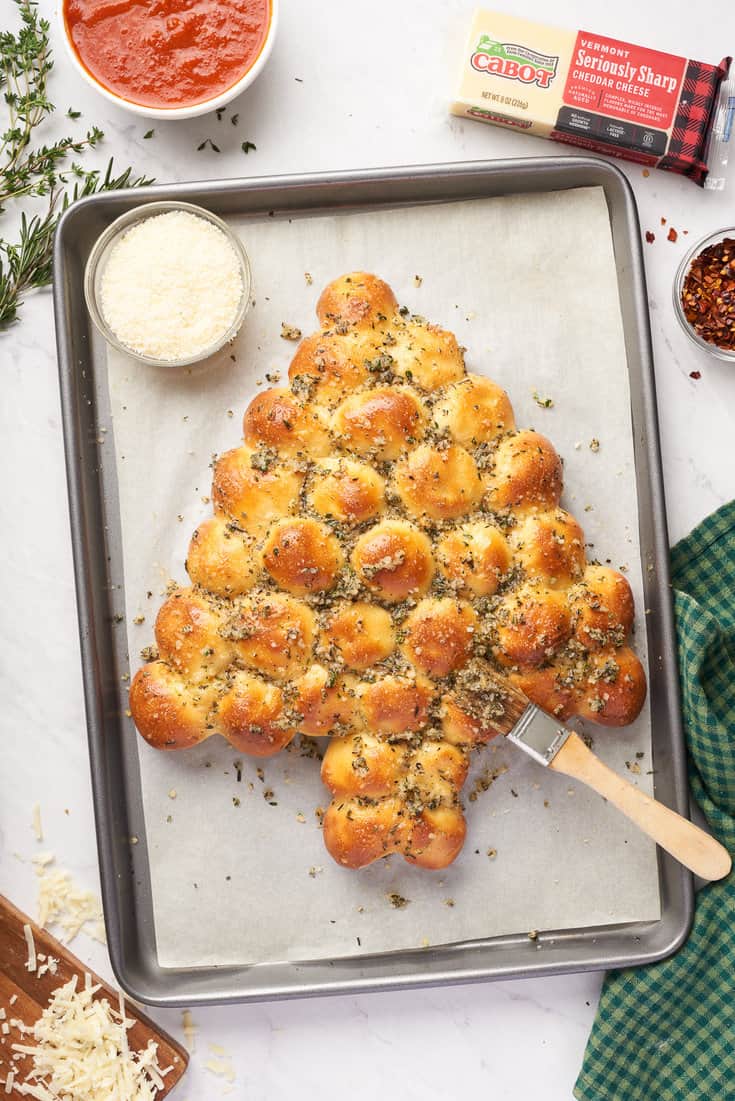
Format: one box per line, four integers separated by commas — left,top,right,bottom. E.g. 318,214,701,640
53,157,692,1007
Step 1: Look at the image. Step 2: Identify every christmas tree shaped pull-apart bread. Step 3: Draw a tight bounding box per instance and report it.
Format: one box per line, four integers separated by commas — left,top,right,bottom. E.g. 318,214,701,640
130,273,646,870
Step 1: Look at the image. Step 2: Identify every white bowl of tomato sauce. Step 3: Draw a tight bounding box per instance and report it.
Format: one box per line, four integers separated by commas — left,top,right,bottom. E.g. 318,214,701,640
60,0,277,120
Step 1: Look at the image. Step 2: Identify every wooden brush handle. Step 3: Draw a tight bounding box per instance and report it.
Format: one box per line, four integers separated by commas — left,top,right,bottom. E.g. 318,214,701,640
550,733,731,882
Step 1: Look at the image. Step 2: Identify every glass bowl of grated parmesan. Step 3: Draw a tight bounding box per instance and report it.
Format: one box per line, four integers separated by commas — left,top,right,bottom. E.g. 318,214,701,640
85,201,251,368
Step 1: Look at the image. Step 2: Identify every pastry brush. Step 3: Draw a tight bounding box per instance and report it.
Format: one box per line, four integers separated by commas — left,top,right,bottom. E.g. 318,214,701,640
481,672,731,881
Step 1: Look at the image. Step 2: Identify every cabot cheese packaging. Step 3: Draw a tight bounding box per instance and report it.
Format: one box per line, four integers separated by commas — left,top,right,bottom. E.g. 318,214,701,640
452,10,733,188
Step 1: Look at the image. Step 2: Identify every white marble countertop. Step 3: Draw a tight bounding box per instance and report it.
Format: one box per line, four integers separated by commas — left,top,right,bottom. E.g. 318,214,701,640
1,0,734,1097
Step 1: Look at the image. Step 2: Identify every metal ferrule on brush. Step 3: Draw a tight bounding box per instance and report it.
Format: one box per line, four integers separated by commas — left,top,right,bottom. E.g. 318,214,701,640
505,705,571,768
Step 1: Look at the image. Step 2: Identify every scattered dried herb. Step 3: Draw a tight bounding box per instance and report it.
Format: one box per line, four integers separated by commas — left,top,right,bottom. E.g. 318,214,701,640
533,391,554,408
387,892,409,909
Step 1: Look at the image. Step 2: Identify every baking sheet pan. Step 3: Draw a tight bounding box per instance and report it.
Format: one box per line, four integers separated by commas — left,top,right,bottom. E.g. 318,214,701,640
112,187,661,966
53,158,693,1006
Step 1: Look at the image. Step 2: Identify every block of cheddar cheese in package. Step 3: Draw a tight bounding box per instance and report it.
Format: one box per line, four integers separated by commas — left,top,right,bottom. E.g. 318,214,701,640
451,9,734,189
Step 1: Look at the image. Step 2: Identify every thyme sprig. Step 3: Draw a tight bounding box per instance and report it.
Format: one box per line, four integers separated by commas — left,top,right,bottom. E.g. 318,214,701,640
0,0,153,328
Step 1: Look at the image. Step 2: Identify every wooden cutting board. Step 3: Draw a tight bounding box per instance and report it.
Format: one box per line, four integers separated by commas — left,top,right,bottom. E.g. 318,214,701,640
0,894,188,1095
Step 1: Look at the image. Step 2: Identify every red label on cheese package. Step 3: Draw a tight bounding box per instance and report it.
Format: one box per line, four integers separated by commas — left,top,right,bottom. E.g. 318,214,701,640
563,31,688,130
455,11,732,187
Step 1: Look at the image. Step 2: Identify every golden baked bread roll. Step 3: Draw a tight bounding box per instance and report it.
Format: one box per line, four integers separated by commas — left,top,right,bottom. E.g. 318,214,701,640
130,271,647,871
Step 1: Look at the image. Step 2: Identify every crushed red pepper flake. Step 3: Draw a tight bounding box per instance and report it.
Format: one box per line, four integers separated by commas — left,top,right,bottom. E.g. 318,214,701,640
690,371,702,380
645,231,655,244
667,227,678,243
681,237,735,351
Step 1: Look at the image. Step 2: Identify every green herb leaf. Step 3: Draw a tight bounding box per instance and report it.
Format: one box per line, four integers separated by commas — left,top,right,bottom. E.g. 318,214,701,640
532,391,554,409
0,0,152,329
241,141,256,154
143,129,154,139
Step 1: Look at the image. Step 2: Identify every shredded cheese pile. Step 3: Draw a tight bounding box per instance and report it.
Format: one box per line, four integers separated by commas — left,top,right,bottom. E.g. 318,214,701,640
36,867,105,946
6,976,170,1100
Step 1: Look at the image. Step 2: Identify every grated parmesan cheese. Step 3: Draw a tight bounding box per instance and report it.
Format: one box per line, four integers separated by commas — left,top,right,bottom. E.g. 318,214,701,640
99,211,244,362
9,975,169,1100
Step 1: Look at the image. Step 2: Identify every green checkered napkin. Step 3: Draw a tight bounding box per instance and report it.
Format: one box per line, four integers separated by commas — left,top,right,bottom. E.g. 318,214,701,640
575,499,735,1101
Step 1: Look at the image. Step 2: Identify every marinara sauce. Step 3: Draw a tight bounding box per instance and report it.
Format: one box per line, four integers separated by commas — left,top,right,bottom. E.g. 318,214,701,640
63,0,272,109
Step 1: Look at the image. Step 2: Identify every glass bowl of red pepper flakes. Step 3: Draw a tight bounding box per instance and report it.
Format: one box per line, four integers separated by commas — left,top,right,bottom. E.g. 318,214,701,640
674,229,735,361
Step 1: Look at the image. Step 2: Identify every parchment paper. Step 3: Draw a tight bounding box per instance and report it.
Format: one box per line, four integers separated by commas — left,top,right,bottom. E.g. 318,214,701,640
106,187,661,968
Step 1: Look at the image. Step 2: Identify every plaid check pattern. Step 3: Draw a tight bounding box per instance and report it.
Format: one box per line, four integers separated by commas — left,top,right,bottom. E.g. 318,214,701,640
658,58,731,186
575,499,735,1101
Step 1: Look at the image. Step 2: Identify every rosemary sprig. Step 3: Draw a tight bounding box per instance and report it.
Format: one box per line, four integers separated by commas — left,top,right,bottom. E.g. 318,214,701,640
0,0,153,329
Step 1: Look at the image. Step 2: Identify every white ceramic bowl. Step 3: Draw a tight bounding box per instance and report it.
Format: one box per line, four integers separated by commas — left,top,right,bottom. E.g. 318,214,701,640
59,0,278,120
